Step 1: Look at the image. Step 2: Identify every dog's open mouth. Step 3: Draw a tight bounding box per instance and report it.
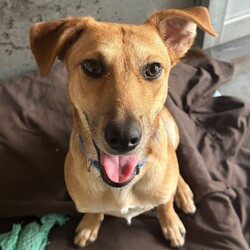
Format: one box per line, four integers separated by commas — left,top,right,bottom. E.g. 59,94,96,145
99,151,139,187
79,130,141,188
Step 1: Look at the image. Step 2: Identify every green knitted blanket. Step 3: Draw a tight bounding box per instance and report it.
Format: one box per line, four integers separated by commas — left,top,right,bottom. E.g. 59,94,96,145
0,214,68,250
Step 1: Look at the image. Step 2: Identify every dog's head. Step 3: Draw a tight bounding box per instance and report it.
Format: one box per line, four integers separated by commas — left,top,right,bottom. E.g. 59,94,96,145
30,7,216,187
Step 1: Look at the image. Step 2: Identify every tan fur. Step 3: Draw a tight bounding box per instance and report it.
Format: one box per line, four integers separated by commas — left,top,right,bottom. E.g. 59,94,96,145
30,7,216,248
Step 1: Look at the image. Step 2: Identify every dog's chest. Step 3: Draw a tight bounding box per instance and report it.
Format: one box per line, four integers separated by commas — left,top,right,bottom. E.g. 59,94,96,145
105,202,154,224
97,187,159,223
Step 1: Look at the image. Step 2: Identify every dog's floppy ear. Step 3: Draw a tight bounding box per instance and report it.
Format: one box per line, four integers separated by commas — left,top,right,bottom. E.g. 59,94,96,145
146,6,217,64
30,17,93,77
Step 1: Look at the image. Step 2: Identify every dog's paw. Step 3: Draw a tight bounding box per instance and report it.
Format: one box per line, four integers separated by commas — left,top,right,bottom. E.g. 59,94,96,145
160,212,186,248
74,213,104,248
174,182,196,214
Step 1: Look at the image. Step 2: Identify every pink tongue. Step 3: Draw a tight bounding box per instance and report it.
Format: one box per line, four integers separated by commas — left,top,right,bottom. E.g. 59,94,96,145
100,152,139,183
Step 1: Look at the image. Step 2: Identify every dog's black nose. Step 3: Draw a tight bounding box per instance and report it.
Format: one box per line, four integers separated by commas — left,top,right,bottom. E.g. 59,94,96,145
105,119,142,153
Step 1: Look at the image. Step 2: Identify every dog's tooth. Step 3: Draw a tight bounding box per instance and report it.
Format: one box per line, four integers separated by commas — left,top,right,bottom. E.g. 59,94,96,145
87,159,92,172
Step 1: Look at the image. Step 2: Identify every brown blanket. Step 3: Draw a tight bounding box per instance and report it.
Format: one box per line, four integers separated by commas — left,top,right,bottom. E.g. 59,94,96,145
0,53,249,249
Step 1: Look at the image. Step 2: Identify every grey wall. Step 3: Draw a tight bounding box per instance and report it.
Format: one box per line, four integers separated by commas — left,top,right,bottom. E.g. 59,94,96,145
0,0,195,80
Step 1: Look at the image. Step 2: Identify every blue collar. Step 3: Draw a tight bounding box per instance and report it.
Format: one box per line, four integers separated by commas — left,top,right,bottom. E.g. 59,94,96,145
78,134,150,174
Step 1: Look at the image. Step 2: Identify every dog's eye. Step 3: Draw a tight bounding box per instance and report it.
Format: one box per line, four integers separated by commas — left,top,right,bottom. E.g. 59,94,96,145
144,63,162,80
81,59,104,78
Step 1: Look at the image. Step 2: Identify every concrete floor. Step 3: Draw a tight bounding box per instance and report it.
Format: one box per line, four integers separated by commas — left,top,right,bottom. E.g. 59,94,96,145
207,35,250,103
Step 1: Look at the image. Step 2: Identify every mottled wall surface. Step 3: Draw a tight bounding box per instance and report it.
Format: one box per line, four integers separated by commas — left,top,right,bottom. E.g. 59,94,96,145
0,0,194,80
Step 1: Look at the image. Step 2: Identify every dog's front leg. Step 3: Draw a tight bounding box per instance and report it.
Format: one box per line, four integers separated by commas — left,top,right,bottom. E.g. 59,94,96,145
74,213,104,247
174,175,196,214
157,198,186,248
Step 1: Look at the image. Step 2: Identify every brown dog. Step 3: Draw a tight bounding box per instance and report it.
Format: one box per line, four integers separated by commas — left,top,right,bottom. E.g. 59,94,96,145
30,6,216,248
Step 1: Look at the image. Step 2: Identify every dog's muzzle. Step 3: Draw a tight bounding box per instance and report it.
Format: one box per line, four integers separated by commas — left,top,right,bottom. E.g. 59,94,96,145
78,134,147,188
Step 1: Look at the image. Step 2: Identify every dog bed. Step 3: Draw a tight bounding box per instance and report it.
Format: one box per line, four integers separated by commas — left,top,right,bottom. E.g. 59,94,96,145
0,52,249,250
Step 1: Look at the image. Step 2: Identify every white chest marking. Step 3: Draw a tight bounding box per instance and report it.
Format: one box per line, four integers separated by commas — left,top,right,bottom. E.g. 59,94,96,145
120,205,138,215
119,204,155,225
